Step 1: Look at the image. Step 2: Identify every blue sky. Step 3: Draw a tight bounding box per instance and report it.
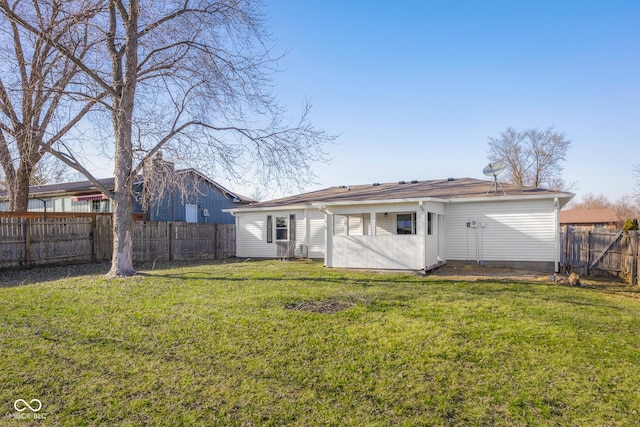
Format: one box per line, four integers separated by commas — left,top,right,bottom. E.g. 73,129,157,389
230,0,639,202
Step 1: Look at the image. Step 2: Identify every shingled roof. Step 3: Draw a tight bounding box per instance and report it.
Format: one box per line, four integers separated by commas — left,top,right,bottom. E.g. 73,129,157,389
0,169,253,203
243,177,573,209
560,207,620,225
0,177,116,199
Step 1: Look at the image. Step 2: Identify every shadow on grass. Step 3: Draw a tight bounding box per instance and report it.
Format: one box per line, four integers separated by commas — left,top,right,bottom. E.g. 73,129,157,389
137,271,424,287
0,262,112,288
3,259,639,304
0,259,227,288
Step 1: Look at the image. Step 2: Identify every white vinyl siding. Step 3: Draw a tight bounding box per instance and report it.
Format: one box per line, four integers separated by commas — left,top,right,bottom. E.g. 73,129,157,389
236,213,275,258
235,209,326,259
375,213,395,235
445,199,556,263
333,234,423,270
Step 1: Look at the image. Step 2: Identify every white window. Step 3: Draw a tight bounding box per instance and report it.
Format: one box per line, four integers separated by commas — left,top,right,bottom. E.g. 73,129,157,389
271,214,296,241
276,216,288,240
396,213,416,235
92,199,110,213
186,204,198,223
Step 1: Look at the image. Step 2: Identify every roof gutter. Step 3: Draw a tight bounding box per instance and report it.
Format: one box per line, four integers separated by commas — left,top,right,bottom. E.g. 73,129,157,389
448,192,575,204
222,192,575,214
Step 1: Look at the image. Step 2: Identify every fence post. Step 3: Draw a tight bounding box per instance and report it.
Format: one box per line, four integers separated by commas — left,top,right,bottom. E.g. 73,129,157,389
562,226,569,272
633,231,639,286
22,218,30,266
169,222,174,261
91,216,97,262
584,230,590,276
215,224,219,259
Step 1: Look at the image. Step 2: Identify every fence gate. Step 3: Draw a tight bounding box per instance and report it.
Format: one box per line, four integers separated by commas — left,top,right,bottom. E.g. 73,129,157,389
560,227,639,284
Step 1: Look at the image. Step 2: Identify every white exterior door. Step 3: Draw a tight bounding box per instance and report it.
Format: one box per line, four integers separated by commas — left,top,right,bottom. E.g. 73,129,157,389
186,204,198,223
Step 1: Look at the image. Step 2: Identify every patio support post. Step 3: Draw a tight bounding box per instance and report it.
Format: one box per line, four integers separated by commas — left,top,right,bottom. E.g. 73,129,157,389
419,201,427,270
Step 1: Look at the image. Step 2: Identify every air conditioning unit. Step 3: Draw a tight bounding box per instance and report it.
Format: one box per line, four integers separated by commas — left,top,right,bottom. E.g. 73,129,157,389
468,218,479,228
276,241,296,259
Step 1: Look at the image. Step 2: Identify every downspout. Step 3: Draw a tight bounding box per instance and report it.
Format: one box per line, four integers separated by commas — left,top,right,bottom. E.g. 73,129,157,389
228,210,239,258
35,197,48,217
554,197,560,273
304,208,309,258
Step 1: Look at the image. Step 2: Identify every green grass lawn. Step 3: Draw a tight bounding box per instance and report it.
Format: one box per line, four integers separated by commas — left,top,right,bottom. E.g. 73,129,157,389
2,260,640,426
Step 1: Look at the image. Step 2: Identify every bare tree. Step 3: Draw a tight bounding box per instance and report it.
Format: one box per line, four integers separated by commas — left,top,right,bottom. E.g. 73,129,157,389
568,192,612,210
487,127,573,190
29,154,69,185
565,193,613,209
0,0,99,211
1,0,335,277
633,163,640,198
614,196,640,225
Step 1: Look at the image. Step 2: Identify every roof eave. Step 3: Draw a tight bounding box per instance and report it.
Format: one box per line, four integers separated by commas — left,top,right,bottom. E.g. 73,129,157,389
449,192,575,205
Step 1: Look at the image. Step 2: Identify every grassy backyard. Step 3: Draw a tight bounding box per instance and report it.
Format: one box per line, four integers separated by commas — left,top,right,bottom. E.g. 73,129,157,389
1,260,640,426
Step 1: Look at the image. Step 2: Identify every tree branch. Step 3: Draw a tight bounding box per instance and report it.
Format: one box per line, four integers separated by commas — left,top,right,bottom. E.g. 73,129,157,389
0,0,116,97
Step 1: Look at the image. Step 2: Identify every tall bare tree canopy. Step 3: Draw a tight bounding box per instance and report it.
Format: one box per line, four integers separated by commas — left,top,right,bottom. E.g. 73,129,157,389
0,1,94,211
0,0,335,277
487,127,572,190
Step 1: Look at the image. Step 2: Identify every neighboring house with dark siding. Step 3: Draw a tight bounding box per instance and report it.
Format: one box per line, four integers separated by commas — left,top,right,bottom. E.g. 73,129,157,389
0,168,252,224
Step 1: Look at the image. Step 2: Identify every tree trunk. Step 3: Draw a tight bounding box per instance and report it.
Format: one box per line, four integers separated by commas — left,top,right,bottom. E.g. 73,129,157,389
107,185,135,277
12,163,33,212
105,0,138,278
106,113,136,277
106,93,137,277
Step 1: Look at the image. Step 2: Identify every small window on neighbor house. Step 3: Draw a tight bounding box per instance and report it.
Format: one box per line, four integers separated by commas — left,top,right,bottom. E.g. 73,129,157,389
267,215,273,243
427,212,433,235
92,199,110,213
397,213,416,235
276,216,288,240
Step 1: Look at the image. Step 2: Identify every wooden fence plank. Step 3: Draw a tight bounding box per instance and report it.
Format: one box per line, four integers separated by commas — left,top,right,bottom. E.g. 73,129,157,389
0,214,235,269
216,224,236,259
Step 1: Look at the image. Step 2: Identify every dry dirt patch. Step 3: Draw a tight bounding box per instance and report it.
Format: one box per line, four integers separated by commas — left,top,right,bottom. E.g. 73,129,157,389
426,264,550,282
286,300,356,314
426,264,640,300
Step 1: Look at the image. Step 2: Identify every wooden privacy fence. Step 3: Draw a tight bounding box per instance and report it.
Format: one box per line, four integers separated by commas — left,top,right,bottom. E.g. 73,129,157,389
0,214,235,269
0,217,93,268
560,226,639,285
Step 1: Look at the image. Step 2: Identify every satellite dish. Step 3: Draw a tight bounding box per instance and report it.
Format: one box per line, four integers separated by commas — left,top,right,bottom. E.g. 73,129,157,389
483,161,506,177
483,161,506,195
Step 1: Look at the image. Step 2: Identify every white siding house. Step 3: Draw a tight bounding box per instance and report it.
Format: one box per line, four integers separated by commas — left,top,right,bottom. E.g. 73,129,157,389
227,178,573,272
